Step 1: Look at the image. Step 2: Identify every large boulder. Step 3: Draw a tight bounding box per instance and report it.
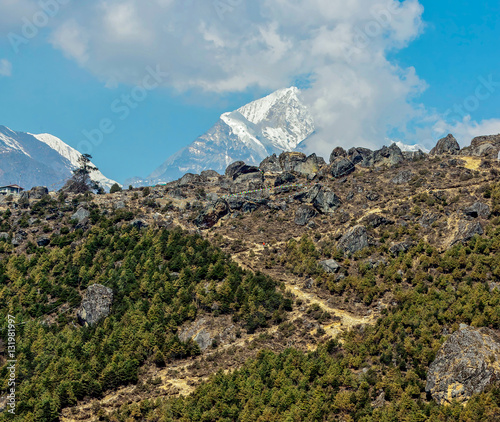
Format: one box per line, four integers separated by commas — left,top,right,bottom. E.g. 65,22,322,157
430,134,460,156
231,171,264,193
330,157,356,178
451,221,484,245
361,144,404,168
22,186,49,200
259,154,281,173
225,161,260,180
178,173,202,186
194,199,229,229
347,147,373,165
319,259,341,274
403,150,427,161
294,205,317,226
329,147,347,162
463,202,490,219
71,207,90,223
312,188,342,214
77,284,113,326
279,152,325,176
200,170,221,185
460,134,500,158
361,214,394,228
337,225,369,254
426,327,500,405
274,172,297,187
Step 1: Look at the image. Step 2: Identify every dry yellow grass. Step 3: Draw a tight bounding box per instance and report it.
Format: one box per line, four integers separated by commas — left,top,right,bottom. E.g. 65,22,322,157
461,156,482,170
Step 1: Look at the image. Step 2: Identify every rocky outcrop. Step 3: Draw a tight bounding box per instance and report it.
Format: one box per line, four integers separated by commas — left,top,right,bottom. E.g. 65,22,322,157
391,170,414,185
347,147,372,165
389,241,414,256
36,236,50,247
430,134,460,156
403,150,427,161
338,225,369,254
312,188,342,214
330,147,347,162
259,154,281,173
71,207,90,223
361,144,404,168
194,199,229,229
21,186,49,200
330,157,356,179
200,170,221,184
319,259,341,274
426,327,500,405
361,214,394,228
294,205,317,226
178,173,202,186
460,134,500,158
130,219,148,229
451,221,484,245
463,202,490,219
231,171,264,193
274,172,296,187
77,284,113,326
225,161,260,180
279,152,325,176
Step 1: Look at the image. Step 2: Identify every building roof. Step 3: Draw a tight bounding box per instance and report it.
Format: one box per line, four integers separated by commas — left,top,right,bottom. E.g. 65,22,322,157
0,184,24,190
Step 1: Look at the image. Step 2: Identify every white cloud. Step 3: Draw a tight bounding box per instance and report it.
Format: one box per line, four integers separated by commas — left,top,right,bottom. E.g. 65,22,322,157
0,59,12,77
11,0,494,154
433,116,500,147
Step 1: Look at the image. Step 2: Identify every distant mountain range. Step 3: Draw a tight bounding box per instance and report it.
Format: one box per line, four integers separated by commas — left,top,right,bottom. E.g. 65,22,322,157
126,87,428,187
0,126,118,191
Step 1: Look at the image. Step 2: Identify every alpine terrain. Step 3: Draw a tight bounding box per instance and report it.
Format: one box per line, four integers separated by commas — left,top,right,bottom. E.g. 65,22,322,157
0,126,118,191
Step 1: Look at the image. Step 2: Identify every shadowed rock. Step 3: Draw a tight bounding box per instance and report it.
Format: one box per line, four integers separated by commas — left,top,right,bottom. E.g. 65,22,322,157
77,284,113,326
319,259,341,273
312,188,342,214
330,157,355,178
194,199,229,229
225,161,260,180
259,154,281,173
274,172,296,187
426,327,500,405
294,205,317,226
279,152,325,176
430,134,460,156
361,144,404,168
330,147,347,162
463,202,490,219
338,225,369,254
451,220,484,245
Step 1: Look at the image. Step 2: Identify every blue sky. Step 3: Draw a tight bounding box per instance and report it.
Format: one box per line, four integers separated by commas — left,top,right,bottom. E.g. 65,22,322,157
0,0,499,184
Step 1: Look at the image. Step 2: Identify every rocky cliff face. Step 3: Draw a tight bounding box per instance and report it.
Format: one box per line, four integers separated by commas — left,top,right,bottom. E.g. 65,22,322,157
77,284,114,326
426,327,500,405
460,134,500,158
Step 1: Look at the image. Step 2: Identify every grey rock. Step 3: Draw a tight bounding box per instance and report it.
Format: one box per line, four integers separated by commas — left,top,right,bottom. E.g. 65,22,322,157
304,278,315,289
178,173,202,186
460,134,500,158
451,221,484,245
231,171,264,193
338,225,369,254
430,134,460,156
294,205,317,226
279,152,325,176
77,284,113,326
361,144,404,168
71,207,90,223
130,219,147,229
113,201,126,210
403,150,427,161
319,259,341,274
366,191,380,201
225,161,260,180
24,186,49,200
426,327,500,405
0,232,9,240
227,196,245,210
193,329,213,351
419,212,439,228
312,189,342,214
391,170,414,185
362,214,394,228
259,154,281,173
194,199,229,229
463,202,490,219
330,157,356,178
389,241,414,256
36,237,50,247
274,172,296,187
200,170,221,184
347,147,373,165
329,146,347,162
11,231,27,246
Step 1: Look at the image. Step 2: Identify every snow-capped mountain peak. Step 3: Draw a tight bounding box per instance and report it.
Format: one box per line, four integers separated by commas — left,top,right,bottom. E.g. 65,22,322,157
391,140,430,153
